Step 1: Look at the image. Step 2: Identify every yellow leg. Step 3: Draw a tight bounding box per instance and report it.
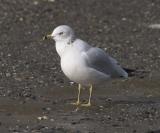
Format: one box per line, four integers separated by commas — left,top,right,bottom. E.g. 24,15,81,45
71,84,81,105
81,84,92,107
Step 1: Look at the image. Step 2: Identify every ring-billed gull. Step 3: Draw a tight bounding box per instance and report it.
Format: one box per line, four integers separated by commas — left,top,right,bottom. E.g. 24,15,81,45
43,25,133,107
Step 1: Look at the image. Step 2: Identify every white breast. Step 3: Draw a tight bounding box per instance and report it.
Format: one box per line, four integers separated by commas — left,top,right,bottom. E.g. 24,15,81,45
61,47,88,83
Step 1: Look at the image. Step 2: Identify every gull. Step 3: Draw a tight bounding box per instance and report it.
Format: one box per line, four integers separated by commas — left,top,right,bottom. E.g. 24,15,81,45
43,25,133,107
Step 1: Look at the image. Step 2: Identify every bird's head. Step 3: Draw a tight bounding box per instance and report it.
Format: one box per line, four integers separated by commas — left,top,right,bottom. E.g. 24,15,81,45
43,25,75,43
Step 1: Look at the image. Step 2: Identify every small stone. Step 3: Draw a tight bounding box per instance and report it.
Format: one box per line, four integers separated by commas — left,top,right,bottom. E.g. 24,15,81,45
122,17,127,21
6,72,11,77
43,116,48,120
33,1,38,5
99,105,104,108
104,48,107,51
37,117,43,120
37,115,48,120
70,81,74,85
7,53,11,57
50,118,55,122
48,0,55,2
42,107,51,111
107,115,111,120
19,17,23,21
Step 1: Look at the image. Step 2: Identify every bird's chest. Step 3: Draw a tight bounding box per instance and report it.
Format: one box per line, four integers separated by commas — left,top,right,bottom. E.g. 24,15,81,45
60,50,86,81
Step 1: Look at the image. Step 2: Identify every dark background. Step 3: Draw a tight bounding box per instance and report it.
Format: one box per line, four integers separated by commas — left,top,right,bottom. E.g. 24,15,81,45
0,0,160,132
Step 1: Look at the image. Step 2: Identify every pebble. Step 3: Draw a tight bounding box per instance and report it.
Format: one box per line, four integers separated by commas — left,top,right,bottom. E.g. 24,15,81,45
70,81,74,85
6,72,11,77
50,118,55,122
37,116,48,120
48,0,55,2
122,17,127,21
19,17,23,21
7,53,11,57
33,1,38,5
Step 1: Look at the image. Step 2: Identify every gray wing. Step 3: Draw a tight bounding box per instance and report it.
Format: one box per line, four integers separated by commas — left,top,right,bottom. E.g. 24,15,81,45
82,47,128,78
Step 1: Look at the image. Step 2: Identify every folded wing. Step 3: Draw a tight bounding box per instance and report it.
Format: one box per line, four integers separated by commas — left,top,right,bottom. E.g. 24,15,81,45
82,47,128,78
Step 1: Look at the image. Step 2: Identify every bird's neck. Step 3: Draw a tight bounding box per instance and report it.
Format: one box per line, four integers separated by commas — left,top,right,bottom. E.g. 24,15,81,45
55,37,76,57
55,41,67,57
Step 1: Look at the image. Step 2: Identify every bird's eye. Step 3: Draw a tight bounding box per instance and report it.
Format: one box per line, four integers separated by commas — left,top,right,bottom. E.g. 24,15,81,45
59,32,63,35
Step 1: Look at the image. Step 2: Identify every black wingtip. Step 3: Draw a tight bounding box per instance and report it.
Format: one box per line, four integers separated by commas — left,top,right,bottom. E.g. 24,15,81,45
123,67,149,78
